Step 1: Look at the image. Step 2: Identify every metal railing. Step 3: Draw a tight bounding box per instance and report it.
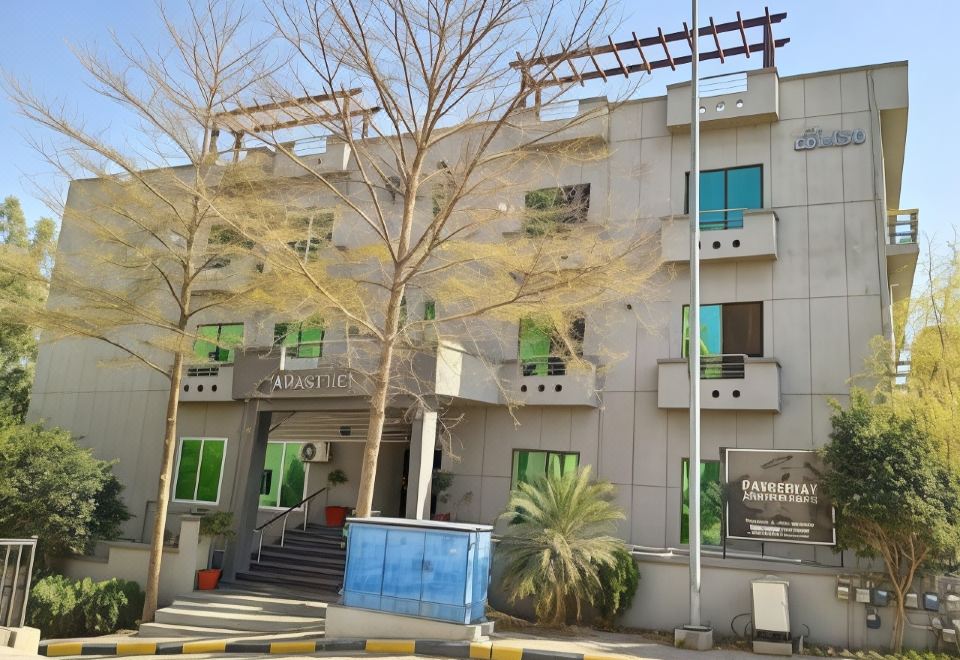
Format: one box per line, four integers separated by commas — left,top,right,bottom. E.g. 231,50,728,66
698,207,749,231
253,487,327,563
699,354,746,379
521,355,570,377
0,539,37,628
887,209,919,245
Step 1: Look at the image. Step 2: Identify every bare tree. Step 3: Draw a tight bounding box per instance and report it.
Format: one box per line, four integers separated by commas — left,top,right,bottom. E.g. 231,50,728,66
1,0,277,621
226,0,663,517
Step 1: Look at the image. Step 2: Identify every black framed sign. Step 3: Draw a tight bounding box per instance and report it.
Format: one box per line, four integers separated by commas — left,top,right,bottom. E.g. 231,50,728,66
724,448,836,546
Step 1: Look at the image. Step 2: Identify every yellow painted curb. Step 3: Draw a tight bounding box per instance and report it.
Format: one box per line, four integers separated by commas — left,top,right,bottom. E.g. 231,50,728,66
469,640,493,659
181,640,227,654
115,642,158,656
270,640,318,654
489,644,524,660
365,639,416,654
44,643,83,657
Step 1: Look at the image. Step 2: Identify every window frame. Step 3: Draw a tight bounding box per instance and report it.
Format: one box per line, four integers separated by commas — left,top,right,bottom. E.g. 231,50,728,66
258,440,308,511
193,323,245,364
681,302,763,360
684,164,763,230
518,315,585,376
273,321,325,359
680,457,723,547
523,183,591,235
510,449,581,490
172,437,228,505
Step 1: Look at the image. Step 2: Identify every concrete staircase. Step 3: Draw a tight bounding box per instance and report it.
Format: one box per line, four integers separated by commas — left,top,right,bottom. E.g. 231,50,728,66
138,588,329,638
237,524,346,593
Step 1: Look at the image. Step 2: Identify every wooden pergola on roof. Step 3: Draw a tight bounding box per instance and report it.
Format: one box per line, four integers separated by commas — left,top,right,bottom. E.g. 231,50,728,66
213,88,381,150
511,7,788,104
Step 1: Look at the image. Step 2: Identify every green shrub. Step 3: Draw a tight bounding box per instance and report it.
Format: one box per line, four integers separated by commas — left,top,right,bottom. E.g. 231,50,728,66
27,575,144,638
594,546,640,625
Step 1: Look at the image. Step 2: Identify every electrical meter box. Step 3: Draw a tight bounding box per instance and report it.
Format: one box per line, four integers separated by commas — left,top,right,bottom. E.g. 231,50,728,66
752,577,792,656
341,517,493,624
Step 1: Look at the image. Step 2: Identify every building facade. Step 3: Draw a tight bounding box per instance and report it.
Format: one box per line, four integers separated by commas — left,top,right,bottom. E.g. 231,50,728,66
29,61,921,646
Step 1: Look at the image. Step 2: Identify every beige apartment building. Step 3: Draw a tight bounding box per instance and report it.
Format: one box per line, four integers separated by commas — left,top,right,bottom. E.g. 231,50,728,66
29,61,921,646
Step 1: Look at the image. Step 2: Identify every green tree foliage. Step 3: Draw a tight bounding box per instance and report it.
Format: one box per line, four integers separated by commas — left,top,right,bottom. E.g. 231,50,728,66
0,424,130,565
28,575,143,638
0,196,56,423
594,546,640,626
821,391,960,651
495,466,627,625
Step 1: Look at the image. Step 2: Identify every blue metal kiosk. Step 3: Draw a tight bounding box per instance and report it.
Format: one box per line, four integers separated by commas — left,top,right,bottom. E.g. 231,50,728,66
341,517,493,625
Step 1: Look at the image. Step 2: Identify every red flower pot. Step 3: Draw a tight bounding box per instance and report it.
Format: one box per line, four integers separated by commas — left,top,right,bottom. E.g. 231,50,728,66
325,505,350,527
196,568,221,590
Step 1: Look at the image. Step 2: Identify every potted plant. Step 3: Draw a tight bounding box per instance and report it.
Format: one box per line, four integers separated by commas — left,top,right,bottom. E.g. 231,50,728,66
431,470,454,521
324,469,350,527
197,511,235,590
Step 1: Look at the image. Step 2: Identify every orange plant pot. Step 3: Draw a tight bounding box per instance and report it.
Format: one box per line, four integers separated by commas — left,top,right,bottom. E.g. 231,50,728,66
325,506,350,527
196,568,222,590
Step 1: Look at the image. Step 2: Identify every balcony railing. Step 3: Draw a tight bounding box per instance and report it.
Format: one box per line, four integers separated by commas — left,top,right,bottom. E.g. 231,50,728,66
520,355,573,377
698,208,748,231
699,354,746,379
887,209,918,245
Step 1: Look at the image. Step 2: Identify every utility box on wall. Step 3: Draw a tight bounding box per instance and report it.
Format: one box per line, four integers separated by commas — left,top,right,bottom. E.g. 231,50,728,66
341,518,493,624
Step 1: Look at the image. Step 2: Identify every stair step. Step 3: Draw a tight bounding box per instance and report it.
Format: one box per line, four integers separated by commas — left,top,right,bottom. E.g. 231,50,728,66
171,594,328,617
137,622,252,639
254,549,346,569
155,606,325,633
251,560,343,577
256,543,345,559
242,564,342,587
278,536,345,549
236,570,342,592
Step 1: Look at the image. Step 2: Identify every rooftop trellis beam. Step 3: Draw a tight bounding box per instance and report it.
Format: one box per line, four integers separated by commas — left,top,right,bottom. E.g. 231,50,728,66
510,8,787,90
214,88,381,135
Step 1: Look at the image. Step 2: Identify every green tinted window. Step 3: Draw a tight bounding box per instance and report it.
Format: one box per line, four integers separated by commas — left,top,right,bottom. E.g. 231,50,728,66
519,318,551,376
274,322,324,358
259,442,307,509
174,438,225,503
511,450,579,489
424,300,436,321
193,324,243,363
680,458,722,546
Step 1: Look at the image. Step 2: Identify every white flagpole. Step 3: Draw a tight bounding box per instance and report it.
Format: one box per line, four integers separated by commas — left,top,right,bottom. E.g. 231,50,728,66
688,0,702,629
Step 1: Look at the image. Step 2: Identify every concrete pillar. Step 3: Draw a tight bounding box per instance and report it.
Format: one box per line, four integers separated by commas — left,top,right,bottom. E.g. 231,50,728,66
223,409,271,580
404,409,437,520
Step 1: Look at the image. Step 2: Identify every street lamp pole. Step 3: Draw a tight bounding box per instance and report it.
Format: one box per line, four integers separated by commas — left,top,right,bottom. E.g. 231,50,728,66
688,0,702,631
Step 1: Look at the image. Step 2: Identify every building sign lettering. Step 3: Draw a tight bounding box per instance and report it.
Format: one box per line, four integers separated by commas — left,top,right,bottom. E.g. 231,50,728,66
725,448,835,546
794,128,866,151
271,371,351,392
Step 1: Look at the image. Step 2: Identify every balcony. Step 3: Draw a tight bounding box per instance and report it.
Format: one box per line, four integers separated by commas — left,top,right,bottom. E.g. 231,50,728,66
193,255,260,294
667,69,779,132
180,364,234,402
498,357,599,407
661,210,778,263
657,355,781,412
886,208,919,303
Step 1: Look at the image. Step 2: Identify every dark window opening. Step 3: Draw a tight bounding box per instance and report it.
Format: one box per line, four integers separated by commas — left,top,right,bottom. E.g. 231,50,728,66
523,184,590,236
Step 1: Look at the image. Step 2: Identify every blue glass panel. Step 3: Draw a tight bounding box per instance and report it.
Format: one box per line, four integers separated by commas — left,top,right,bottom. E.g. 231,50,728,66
699,305,723,356
381,529,425,601
343,526,387,595
699,170,726,230
420,532,469,606
471,533,491,605
726,166,762,228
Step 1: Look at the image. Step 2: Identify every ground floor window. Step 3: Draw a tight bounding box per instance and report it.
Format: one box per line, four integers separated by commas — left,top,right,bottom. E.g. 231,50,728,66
680,458,723,546
511,449,579,489
173,438,227,504
259,441,307,509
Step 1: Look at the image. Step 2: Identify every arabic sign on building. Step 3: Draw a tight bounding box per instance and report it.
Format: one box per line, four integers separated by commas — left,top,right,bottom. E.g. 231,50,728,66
794,128,866,150
725,448,836,545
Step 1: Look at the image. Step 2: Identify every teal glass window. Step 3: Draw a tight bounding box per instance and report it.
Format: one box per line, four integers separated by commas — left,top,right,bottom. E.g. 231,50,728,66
193,323,244,363
259,441,306,509
681,458,723,546
685,165,762,230
274,321,324,358
511,450,579,489
174,438,226,504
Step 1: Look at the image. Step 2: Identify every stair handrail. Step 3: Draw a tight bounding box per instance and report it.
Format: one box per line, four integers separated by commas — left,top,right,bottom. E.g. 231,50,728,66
253,486,328,563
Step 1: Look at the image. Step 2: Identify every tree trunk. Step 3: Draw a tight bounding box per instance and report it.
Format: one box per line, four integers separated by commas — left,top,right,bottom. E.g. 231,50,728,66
355,289,403,517
141,351,184,622
891,599,906,652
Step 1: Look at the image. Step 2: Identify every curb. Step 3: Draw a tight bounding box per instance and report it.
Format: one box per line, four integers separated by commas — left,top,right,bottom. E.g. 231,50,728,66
39,638,625,659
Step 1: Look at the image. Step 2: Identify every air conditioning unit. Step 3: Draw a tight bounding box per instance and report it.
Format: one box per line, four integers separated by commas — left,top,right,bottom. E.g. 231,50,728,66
300,441,332,463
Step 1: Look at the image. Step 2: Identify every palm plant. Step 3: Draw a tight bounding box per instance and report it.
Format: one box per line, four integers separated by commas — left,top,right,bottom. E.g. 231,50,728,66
496,466,626,625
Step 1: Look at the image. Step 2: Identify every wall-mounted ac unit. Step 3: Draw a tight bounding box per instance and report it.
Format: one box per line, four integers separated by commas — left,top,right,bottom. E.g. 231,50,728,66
300,441,332,463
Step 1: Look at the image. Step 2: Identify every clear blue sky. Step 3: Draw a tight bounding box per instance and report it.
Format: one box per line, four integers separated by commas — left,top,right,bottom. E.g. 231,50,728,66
1,1,956,244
